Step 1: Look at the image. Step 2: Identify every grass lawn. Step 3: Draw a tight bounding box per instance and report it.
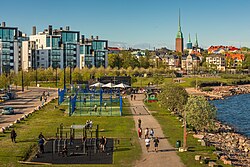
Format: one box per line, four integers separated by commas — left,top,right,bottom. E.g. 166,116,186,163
145,102,231,167
0,99,141,167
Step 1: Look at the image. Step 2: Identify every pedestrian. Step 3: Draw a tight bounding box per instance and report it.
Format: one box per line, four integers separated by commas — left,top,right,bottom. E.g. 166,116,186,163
83,96,86,104
134,95,136,101
138,127,142,139
38,137,45,153
94,104,97,112
150,128,154,139
38,132,45,140
145,137,150,152
44,96,47,102
10,129,17,143
104,102,107,110
99,136,107,152
153,137,160,152
62,145,68,157
40,95,43,101
138,118,142,128
144,128,149,139
130,94,133,101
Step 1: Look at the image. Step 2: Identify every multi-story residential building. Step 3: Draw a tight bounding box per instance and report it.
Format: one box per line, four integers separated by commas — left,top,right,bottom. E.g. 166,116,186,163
0,22,26,74
208,46,239,54
22,25,108,70
205,54,226,71
181,54,200,73
225,53,244,68
163,54,180,69
80,36,108,68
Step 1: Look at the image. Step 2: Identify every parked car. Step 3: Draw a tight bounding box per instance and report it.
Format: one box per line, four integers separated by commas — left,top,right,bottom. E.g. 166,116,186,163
6,92,17,99
2,106,14,115
1,95,9,101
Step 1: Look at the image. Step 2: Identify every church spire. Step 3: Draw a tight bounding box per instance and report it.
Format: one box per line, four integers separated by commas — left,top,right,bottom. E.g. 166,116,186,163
194,33,198,48
188,33,191,43
176,9,183,39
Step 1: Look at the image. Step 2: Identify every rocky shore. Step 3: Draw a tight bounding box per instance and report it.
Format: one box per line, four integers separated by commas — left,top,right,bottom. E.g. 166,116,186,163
201,121,250,166
205,85,250,100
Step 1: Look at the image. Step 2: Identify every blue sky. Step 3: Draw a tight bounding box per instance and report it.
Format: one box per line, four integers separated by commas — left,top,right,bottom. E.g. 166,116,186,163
1,0,250,49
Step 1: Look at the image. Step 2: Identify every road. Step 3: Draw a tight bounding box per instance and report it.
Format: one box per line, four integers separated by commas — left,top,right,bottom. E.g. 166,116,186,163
0,87,57,129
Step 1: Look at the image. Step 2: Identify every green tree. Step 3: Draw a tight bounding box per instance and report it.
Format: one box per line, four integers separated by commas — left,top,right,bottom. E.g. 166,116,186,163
158,83,188,114
185,95,216,131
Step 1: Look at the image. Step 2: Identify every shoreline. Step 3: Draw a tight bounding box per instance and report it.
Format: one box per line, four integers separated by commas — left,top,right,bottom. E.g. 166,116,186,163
187,85,250,166
201,120,250,166
186,84,250,100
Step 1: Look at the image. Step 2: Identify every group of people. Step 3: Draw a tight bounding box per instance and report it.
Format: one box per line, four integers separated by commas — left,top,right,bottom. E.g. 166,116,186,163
40,91,49,106
85,120,93,128
137,118,160,152
130,94,136,101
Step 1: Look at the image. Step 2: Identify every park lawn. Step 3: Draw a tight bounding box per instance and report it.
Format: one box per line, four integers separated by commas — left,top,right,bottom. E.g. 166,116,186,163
0,99,141,167
145,102,231,167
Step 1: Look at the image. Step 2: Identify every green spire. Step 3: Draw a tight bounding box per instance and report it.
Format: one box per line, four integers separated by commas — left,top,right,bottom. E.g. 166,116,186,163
194,33,198,47
176,9,183,39
188,33,191,43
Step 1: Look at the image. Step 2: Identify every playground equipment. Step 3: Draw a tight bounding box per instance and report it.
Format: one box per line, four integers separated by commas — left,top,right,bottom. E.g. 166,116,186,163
52,123,100,156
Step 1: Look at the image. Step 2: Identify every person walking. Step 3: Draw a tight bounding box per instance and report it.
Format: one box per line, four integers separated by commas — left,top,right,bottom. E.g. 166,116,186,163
10,129,17,143
145,137,151,152
130,94,133,101
134,95,136,101
144,128,149,139
150,128,154,139
153,137,160,152
138,127,142,139
138,118,142,128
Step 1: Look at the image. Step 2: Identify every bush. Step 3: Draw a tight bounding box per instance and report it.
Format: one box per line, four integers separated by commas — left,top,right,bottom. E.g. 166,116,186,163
201,87,214,92
220,74,247,79
230,79,250,85
191,80,226,88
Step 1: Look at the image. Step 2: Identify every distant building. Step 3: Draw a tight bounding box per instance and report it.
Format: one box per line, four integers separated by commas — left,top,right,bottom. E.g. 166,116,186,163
108,47,122,54
181,54,200,73
206,54,226,71
175,10,184,53
163,54,180,69
186,33,192,49
225,53,244,68
131,50,146,59
208,46,239,54
22,25,108,70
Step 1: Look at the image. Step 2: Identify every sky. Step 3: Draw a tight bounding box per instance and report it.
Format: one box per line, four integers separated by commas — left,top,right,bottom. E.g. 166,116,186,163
1,0,250,50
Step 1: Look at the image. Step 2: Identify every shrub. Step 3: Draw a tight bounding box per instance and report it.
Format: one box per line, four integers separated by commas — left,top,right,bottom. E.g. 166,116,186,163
220,74,247,79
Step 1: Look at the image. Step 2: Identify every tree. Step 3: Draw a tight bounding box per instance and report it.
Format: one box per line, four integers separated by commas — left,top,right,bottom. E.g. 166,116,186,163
158,83,188,114
185,95,216,131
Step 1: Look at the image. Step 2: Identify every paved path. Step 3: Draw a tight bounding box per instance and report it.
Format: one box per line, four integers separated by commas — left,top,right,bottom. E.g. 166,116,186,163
0,87,57,129
129,94,185,167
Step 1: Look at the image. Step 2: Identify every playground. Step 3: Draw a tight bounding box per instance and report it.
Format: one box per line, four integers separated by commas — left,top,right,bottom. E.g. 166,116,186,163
31,138,114,164
31,123,114,164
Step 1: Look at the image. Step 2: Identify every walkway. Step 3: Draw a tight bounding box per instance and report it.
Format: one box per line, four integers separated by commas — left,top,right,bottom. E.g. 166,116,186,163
129,94,185,167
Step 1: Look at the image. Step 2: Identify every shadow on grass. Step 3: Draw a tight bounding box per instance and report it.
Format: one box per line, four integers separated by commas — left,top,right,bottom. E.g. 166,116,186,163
158,148,177,152
115,147,131,152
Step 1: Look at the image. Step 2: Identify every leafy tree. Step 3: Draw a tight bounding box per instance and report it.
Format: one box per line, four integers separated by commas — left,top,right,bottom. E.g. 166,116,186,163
72,67,82,83
158,83,188,114
185,95,216,131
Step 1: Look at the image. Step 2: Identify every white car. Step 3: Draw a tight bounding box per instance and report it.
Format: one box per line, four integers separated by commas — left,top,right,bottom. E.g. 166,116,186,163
1,95,10,101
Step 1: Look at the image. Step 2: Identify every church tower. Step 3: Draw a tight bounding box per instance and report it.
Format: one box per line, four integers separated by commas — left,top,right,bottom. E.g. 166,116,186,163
194,33,199,48
187,33,192,49
175,9,184,53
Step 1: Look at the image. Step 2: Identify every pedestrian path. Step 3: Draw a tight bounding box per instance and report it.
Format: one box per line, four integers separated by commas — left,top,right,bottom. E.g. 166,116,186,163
129,94,185,167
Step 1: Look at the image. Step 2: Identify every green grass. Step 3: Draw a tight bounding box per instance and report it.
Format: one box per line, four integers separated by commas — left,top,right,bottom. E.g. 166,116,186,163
0,99,141,167
145,102,231,167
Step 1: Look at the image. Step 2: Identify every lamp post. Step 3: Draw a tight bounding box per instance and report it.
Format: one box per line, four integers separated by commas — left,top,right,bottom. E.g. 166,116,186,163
55,65,58,87
21,69,24,92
